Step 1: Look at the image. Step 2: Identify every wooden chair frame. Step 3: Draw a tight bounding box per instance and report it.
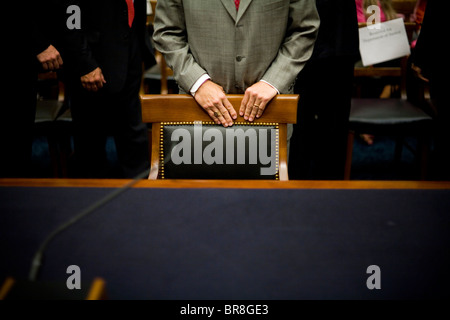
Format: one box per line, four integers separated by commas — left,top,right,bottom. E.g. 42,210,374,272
345,21,431,180
0,277,106,300
146,0,174,95
140,94,299,181
391,0,418,22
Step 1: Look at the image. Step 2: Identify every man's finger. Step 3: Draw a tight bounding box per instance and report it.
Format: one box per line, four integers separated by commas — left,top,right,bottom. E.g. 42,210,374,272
239,94,249,117
47,61,55,71
212,104,230,127
95,79,104,89
52,60,60,70
255,101,267,119
248,102,261,122
220,99,236,126
208,109,222,125
223,99,237,121
57,55,64,66
243,95,257,121
90,84,99,92
218,107,233,127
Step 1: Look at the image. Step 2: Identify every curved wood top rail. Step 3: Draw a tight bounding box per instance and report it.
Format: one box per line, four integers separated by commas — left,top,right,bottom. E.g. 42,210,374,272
140,94,299,124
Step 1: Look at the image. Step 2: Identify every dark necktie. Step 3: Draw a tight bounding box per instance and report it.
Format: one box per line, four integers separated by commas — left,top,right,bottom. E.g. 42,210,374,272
234,0,240,11
126,0,135,27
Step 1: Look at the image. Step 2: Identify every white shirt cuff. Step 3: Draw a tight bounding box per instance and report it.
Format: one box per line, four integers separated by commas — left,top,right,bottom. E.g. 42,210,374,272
260,80,280,94
190,74,211,96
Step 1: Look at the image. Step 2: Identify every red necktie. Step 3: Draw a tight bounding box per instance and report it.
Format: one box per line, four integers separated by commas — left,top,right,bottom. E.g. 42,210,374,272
234,0,240,11
126,0,135,28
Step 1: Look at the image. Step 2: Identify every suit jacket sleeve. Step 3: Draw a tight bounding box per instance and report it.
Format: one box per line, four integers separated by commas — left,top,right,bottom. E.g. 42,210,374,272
413,0,439,80
63,0,99,77
32,25,51,57
31,0,64,56
152,0,208,92
153,0,319,94
260,0,319,93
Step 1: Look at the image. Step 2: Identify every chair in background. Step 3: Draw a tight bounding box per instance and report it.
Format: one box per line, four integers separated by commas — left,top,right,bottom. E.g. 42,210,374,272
34,72,73,177
140,94,298,180
345,22,433,180
0,276,107,300
391,0,418,22
143,0,175,94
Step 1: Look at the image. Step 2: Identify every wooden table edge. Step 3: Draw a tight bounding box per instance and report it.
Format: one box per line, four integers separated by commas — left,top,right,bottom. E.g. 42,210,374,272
1,179,450,190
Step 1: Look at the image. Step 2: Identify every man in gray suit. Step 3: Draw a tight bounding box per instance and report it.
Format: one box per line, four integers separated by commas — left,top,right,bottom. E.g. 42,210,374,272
152,0,319,128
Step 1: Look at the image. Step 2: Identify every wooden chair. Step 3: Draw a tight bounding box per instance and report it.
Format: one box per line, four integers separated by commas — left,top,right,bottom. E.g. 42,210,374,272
147,0,157,25
0,276,107,300
143,0,175,95
345,22,433,180
392,0,418,22
35,72,73,178
140,94,298,180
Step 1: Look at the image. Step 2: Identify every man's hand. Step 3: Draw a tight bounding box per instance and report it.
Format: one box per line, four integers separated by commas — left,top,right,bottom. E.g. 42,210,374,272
37,45,63,71
411,63,429,83
240,82,278,122
194,80,237,127
81,67,107,92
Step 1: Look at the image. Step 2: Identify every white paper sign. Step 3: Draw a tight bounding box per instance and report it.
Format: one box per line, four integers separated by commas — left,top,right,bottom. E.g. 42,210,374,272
358,18,411,66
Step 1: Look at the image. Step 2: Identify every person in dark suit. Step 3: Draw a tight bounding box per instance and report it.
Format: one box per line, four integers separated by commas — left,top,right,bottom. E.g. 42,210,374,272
0,0,66,178
63,0,155,178
288,0,360,180
412,0,449,180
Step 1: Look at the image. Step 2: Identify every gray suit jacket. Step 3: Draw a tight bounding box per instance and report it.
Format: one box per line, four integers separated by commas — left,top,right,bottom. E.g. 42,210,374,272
153,0,320,94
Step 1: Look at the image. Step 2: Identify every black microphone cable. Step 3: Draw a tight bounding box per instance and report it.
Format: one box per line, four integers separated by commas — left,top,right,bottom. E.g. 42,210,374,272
28,169,150,282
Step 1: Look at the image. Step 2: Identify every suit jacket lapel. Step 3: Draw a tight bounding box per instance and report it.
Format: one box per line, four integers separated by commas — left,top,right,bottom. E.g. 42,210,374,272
219,0,237,22
236,0,251,24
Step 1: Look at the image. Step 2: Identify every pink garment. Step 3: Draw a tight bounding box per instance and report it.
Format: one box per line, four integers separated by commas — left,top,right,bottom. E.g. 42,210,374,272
355,0,387,23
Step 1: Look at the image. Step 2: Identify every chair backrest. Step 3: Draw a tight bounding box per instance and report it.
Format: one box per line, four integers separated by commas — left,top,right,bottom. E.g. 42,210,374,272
140,94,298,180
147,0,157,25
146,0,174,94
391,0,417,22
354,22,416,100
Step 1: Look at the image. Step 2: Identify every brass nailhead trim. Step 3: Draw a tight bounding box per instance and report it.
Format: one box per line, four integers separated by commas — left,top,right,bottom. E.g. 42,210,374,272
159,122,280,179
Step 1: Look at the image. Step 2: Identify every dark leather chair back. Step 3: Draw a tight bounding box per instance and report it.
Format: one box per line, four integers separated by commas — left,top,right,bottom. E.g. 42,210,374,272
160,122,280,179
140,94,298,180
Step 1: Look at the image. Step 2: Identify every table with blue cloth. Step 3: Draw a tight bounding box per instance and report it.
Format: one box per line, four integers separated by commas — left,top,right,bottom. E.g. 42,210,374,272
1,179,449,301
